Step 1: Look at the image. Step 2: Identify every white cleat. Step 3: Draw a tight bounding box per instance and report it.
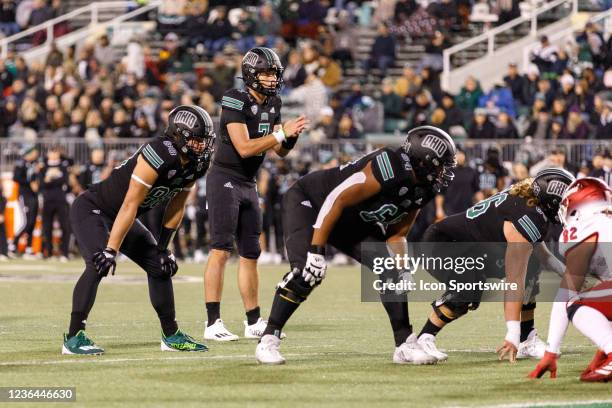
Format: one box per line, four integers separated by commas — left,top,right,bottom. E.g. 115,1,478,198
204,319,239,342
393,334,437,365
244,317,286,339
517,329,547,359
417,334,448,362
256,334,285,364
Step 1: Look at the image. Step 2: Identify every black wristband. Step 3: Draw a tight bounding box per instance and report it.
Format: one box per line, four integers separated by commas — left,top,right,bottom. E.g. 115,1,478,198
157,227,177,251
281,137,297,150
104,247,117,256
309,245,326,256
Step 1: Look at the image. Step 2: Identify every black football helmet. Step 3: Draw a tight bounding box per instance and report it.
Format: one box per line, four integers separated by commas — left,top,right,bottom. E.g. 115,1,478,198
165,105,215,163
401,126,457,191
531,168,575,223
241,47,284,96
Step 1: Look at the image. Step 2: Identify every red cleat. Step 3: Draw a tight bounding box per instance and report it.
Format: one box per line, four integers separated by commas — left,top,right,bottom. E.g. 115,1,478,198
580,353,612,382
581,349,607,378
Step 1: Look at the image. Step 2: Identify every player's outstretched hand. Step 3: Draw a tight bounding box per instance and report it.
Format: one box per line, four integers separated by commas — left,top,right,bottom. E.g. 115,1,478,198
92,247,117,277
284,115,308,138
302,246,327,286
528,351,558,379
496,340,518,363
158,249,179,278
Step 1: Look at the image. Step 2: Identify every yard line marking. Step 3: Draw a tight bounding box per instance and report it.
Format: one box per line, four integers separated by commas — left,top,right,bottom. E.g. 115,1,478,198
450,400,612,408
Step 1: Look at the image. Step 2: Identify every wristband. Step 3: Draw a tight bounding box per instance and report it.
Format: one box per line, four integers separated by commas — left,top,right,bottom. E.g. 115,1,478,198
505,320,521,348
157,226,177,251
273,128,286,144
104,247,117,256
282,137,297,150
309,245,326,256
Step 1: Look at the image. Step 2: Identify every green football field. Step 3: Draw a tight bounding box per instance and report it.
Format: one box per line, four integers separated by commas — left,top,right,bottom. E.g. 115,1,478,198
1,260,610,408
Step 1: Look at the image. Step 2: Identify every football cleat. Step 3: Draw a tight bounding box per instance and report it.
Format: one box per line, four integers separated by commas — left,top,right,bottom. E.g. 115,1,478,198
204,319,239,341
393,334,437,365
255,334,285,364
417,334,448,362
517,329,546,359
582,349,607,377
62,330,104,355
244,318,286,339
161,330,208,352
581,353,612,382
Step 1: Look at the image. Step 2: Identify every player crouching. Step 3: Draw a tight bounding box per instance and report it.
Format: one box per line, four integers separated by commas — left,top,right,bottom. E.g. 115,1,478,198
62,105,215,355
529,177,612,382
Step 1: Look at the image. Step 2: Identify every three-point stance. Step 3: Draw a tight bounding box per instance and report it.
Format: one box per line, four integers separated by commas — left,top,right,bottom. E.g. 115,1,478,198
204,47,307,341
255,126,457,365
63,105,215,355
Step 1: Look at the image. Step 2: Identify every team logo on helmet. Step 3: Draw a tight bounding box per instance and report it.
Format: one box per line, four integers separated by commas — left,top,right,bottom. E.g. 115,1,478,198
243,51,258,67
546,180,568,197
421,134,448,158
174,111,198,129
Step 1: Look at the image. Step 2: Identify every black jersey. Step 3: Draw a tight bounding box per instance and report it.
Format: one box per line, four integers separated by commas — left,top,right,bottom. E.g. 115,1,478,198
79,163,105,189
12,159,38,196
464,188,549,243
297,147,436,239
213,88,282,181
89,137,208,218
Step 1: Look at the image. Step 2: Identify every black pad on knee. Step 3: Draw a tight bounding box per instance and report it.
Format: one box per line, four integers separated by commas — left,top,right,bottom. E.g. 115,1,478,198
277,268,313,304
522,302,536,311
432,298,470,323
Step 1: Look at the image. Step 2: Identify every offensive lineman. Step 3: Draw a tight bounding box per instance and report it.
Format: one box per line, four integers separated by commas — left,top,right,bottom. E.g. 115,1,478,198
203,47,307,341
62,105,215,355
255,126,456,365
529,177,612,382
414,168,574,363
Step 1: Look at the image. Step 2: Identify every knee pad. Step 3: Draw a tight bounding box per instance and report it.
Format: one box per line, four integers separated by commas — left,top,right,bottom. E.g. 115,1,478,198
276,268,314,304
522,302,537,312
237,237,261,260
432,296,470,323
567,302,583,321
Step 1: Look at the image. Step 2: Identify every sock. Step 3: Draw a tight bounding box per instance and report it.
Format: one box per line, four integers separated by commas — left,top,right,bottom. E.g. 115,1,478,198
206,302,220,326
246,306,261,326
68,312,88,338
520,319,535,342
381,300,412,347
572,306,612,355
262,289,302,338
161,318,179,337
419,319,443,339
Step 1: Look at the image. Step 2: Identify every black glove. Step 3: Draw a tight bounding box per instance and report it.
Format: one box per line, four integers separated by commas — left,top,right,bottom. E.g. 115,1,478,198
159,249,178,278
92,247,117,277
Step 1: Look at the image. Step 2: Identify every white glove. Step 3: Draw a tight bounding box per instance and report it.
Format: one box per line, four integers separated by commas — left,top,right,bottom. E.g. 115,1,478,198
302,248,327,286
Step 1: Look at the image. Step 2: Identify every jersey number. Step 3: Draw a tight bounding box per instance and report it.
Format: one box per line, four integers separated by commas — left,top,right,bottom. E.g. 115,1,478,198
562,227,578,242
466,193,508,219
141,186,182,209
258,123,270,135
360,204,405,225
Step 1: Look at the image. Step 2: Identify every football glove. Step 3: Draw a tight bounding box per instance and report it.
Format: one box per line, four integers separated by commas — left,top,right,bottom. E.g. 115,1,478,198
528,351,558,379
92,247,117,277
302,246,326,286
158,249,178,278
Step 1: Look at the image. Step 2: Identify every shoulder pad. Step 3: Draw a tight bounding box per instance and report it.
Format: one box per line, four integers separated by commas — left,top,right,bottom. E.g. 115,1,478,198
141,138,178,171
221,89,247,112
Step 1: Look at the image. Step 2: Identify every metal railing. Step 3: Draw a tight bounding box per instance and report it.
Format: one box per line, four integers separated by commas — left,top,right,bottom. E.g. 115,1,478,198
521,7,612,71
442,0,578,90
1,138,609,173
0,1,161,60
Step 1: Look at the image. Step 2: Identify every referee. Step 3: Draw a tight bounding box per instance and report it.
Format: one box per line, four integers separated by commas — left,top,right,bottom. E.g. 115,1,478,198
203,47,307,341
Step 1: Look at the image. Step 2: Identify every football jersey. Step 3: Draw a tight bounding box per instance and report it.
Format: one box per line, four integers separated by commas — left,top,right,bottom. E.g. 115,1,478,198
559,203,612,281
89,137,208,218
297,147,436,239
464,187,550,243
79,162,105,189
213,88,282,181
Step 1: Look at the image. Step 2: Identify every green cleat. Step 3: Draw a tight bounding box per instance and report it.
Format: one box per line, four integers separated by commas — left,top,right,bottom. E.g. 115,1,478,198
161,330,209,352
62,330,105,355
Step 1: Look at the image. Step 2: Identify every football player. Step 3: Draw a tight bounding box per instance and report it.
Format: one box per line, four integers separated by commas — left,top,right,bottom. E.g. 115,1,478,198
529,177,612,382
415,168,574,363
62,105,215,355
203,47,307,341
255,126,456,365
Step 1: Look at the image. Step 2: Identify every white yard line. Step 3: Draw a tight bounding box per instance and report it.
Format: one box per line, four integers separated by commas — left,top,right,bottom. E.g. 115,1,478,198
452,400,612,408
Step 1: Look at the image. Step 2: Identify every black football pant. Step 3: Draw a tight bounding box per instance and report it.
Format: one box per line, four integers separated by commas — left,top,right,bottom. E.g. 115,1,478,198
264,184,413,347
68,191,177,337
42,197,70,257
13,192,38,250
